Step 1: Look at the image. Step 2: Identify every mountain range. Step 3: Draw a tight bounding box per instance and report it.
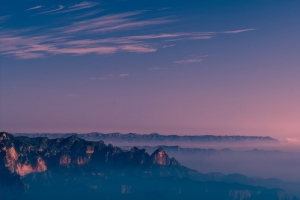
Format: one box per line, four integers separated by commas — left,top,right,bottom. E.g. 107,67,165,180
1,132,298,200
13,132,279,146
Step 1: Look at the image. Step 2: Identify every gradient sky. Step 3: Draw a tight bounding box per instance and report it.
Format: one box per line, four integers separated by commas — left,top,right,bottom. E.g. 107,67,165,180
1,0,300,139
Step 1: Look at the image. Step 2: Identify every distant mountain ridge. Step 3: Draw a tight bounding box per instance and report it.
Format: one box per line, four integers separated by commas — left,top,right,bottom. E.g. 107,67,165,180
12,132,279,145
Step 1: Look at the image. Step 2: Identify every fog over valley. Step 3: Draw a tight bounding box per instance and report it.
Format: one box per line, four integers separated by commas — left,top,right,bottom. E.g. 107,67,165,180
13,132,300,182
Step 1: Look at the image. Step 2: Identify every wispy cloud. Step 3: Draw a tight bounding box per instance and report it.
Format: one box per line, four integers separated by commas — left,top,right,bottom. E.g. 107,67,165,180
57,1,99,14
0,28,253,59
59,12,171,34
0,6,255,59
91,18,171,33
0,12,170,58
35,5,65,15
33,2,98,15
120,45,156,53
223,28,255,34
0,27,254,59
27,5,43,11
0,32,120,58
70,1,98,9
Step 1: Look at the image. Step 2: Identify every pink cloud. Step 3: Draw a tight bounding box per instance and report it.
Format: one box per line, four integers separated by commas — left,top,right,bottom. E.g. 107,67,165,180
53,46,118,55
120,45,156,53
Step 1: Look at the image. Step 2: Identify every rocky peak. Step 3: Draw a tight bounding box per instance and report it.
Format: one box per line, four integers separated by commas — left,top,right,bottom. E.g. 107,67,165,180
63,135,82,144
169,157,180,166
0,132,13,143
150,148,180,166
151,148,170,165
130,147,140,152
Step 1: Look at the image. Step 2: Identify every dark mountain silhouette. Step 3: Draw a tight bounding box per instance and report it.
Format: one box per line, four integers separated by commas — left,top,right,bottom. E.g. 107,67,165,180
0,132,297,200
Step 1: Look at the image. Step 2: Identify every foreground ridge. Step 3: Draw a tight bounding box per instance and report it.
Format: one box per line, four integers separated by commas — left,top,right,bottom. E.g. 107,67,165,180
0,132,296,200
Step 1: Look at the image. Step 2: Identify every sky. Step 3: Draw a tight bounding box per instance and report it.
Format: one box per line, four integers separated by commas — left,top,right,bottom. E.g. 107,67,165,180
0,0,300,139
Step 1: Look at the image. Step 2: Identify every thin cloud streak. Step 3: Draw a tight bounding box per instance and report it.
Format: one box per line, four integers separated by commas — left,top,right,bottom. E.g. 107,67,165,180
70,1,98,9
120,45,156,53
27,5,43,11
57,1,99,13
223,28,255,34
90,18,172,33
32,2,98,16
60,12,141,33
59,12,171,34
35,5,65,15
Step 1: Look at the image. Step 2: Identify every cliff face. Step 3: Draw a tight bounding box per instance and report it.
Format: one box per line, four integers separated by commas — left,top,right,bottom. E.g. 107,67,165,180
1,133,47,176
0,132,180,177
59,154,71,165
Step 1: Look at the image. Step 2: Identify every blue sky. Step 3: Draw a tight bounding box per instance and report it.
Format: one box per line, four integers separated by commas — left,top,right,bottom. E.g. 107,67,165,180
1,0,300,139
